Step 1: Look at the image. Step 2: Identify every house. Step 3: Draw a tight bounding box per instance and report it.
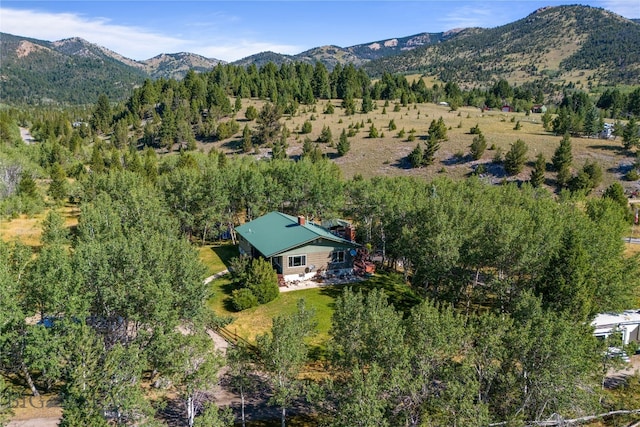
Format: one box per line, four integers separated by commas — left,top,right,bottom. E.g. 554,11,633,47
531,104,547,114
235,212,360,282
501,104,514,113
592,310,640,345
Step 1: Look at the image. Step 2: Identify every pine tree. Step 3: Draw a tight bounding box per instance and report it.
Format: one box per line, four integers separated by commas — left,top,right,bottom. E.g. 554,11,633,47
622,116,639,150
318,125,333,144
48,163,67,202
530,153,546,188
423,135,440,166
583,106,601,137
409,144,423,168
470,133,487,160
552,134,573,187
242,124,253,153
337,129,350,156
504,139,528,175
368,124,378,138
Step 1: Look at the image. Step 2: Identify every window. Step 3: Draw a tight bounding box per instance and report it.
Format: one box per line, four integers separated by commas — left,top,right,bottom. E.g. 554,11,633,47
288,255,306,267
331,250,345,263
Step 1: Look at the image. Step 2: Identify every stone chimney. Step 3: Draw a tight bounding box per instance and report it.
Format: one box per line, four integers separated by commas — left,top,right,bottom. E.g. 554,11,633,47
297,215,306,225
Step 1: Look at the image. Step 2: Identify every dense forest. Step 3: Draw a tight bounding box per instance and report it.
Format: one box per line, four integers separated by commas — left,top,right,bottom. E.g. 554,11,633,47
1,56,640,426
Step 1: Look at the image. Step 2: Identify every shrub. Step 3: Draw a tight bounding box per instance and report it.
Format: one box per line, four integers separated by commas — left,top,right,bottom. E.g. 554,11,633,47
317,125,333,144
231,288,259,311
324,103,334,114
245,106,258,121
246,258,279,304
301,121,312,134
229,255,252,282
625,169,640,181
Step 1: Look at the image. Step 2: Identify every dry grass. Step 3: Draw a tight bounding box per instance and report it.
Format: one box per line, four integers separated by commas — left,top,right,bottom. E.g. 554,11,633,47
0,205,79,248
625,243,640,257
199,100,637,196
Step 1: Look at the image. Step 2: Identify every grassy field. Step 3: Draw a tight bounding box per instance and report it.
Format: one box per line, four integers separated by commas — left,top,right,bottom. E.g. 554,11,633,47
0,204,79,248
198,97,639,196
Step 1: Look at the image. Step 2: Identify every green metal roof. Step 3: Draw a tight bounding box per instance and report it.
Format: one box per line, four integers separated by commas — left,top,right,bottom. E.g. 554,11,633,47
235,212,358,258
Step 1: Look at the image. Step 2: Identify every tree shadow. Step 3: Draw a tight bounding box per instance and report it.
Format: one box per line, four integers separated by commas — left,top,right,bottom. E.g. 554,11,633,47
221,138,244,152
607,162,636,175
391,156,412,170
442,155,467,166
587,144,626,154
211,245,239,268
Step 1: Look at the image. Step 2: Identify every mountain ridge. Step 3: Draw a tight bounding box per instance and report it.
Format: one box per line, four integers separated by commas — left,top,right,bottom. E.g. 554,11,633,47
1,5,639,105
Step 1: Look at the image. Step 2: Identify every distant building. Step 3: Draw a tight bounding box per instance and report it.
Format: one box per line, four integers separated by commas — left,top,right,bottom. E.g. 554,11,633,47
501,104,514,113
531,104,547,114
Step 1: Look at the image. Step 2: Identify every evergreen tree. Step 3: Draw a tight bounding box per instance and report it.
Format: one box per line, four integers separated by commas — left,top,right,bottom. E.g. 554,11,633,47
271,138,288,160
423,135,440,166
48,162,68,202
408,144,423,168
552,134,573,187
583,105,602,137
469,132,487,160
361,92,373,114
91,93,112,134
256,103,282,146
504,139,528,175
428,117,447,141
530,153,546,188
337,129,350,156
368,124,378,138
324,102,335,114
245,106,258,121
17,171,38,199
602,182,628,210
318,125,333,144
242,124,253,153
301,121,312,134
622,116,639,150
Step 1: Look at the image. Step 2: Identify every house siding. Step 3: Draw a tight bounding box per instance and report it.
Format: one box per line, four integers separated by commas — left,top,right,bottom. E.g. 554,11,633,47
238,236,252,257
279,239,356,279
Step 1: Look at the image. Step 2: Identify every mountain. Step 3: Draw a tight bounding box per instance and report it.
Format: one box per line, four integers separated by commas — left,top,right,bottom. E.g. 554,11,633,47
362,5,640,85
0,33,224,104
231,51,296,69
231,32,454,69
0,33,148,104
1,5,639,105
141,52,223,79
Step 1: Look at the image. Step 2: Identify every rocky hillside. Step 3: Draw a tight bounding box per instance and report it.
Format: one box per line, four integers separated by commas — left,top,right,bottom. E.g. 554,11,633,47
363,5,640,85
141,52,223,79
231,31,453,69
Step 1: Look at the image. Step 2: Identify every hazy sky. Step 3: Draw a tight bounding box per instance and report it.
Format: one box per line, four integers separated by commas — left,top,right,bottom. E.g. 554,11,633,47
1,1,638,62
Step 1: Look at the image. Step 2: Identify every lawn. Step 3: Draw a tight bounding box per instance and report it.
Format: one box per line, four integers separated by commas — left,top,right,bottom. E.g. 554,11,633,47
198,243,239,276
206,269,420,352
